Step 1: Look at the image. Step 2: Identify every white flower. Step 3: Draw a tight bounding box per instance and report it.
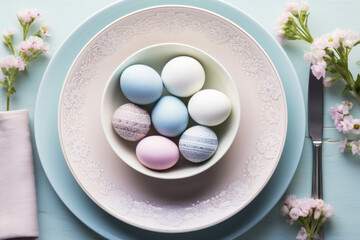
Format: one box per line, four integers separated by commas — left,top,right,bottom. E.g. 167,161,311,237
352,119,360,134
0,55,26,71
17,9,41,23
296,227,307,240
3,28,17,37
40,24,51,37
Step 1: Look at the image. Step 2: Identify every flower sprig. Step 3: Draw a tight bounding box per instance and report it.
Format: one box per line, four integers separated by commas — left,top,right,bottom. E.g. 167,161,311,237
0,8,50,111
329,101,360,155
275,1,360,103
275,1,313,44
281,195,334,240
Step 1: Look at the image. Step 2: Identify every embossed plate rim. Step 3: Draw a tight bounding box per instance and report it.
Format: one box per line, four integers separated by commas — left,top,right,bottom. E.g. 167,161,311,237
57,5,287,233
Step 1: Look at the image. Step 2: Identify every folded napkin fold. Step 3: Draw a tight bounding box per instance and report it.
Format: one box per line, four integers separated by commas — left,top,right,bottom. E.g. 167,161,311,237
0,110,39,239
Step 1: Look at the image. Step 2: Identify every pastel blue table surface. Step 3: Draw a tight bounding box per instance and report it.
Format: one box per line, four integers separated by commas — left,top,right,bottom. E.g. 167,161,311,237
1,0,360,239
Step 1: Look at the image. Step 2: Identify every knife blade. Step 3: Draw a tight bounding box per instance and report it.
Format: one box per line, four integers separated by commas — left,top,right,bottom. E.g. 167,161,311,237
308,66,323,199
308,66,324,239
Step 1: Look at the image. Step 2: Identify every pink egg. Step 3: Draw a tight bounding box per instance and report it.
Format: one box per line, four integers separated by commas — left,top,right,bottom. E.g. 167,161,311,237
136,136,179,170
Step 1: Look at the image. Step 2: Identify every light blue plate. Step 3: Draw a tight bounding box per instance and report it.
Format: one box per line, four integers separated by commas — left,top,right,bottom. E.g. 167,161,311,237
34,0,305,239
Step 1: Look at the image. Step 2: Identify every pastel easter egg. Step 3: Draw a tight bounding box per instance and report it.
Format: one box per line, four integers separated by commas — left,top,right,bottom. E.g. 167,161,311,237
161,56,205,97
188,89,231,126
120,64,163,105
112,103,151,141
136,135,179,170
151,96,189,137
179,125,218,163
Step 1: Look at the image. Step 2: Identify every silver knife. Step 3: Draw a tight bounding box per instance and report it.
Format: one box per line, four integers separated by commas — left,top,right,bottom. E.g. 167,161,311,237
308,65,324,239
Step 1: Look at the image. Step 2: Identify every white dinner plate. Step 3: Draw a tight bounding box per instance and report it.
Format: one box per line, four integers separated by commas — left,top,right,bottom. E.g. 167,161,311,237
58,5,287,233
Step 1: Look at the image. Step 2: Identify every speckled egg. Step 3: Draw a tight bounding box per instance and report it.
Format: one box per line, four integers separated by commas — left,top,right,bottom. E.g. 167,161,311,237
136,135,179,170
120,64,163,105
112,103,151,141
161,56,205,97
151,95,189,137
179,125,218,163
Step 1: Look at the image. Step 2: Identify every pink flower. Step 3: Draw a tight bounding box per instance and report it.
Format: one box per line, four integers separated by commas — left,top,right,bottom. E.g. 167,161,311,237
281,205,289,216
311,61,326,79
352,119,360,134
284,195,297,208
341,116,354,134
350,141,360,155
16,9,41,23
0,55,26,71
323,77,332,87
0,76,7,82
323,204,334,218
289,207,307,220
303,52,314,64
275,12,292,43
285,1,298,14
314,209,322,219
300,2,310,11
18,36,49,55
3,28,17,37
296,227,307,240
286,218,294,225
339,139,348,152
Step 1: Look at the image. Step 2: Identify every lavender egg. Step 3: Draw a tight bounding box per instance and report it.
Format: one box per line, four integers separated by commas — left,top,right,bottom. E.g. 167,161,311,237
179,125,218,163
112,103,151,141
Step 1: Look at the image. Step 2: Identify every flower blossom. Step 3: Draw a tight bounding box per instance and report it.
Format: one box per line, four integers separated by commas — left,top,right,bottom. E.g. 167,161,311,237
18,36,49,57
304,28,360,80
350,140,360,155
323,77,332,87
0,76,7,82
310,61,326,79
339,139,347,152
16,9,41,23
0,55,26,71
3,28,17,37
40,24,51,37
296,227,307,240
281,195,334,239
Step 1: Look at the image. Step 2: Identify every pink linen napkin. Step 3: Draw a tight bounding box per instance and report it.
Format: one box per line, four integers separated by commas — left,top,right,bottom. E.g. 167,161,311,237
0,110,39,239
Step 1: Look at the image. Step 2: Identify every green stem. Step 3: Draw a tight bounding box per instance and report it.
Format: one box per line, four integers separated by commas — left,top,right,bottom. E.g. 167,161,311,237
23,23,30,40
297,16,313,43
6,94,9,111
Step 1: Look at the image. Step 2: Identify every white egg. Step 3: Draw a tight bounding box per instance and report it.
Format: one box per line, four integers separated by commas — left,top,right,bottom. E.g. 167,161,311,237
188,89,232,126
161,56,205,97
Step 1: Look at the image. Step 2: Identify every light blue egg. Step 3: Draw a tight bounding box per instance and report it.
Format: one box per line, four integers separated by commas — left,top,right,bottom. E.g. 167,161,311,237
152,96,189,137
179,125,218,163
120,64,163,105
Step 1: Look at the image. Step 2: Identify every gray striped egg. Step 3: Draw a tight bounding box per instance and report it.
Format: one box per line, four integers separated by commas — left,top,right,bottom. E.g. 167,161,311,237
112,103,151,141
179,125,218,163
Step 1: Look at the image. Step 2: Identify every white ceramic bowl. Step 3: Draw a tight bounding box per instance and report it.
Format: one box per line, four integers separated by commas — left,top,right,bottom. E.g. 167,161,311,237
101,43,240,179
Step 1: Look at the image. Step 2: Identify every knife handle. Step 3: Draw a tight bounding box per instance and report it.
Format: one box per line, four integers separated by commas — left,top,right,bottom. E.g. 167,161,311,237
311,140,323,199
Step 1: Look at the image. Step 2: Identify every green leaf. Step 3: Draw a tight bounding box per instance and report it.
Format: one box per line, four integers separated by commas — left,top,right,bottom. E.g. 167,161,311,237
9,86,16,95
326,66,338,74
355,74,360,91
342,85,351,95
